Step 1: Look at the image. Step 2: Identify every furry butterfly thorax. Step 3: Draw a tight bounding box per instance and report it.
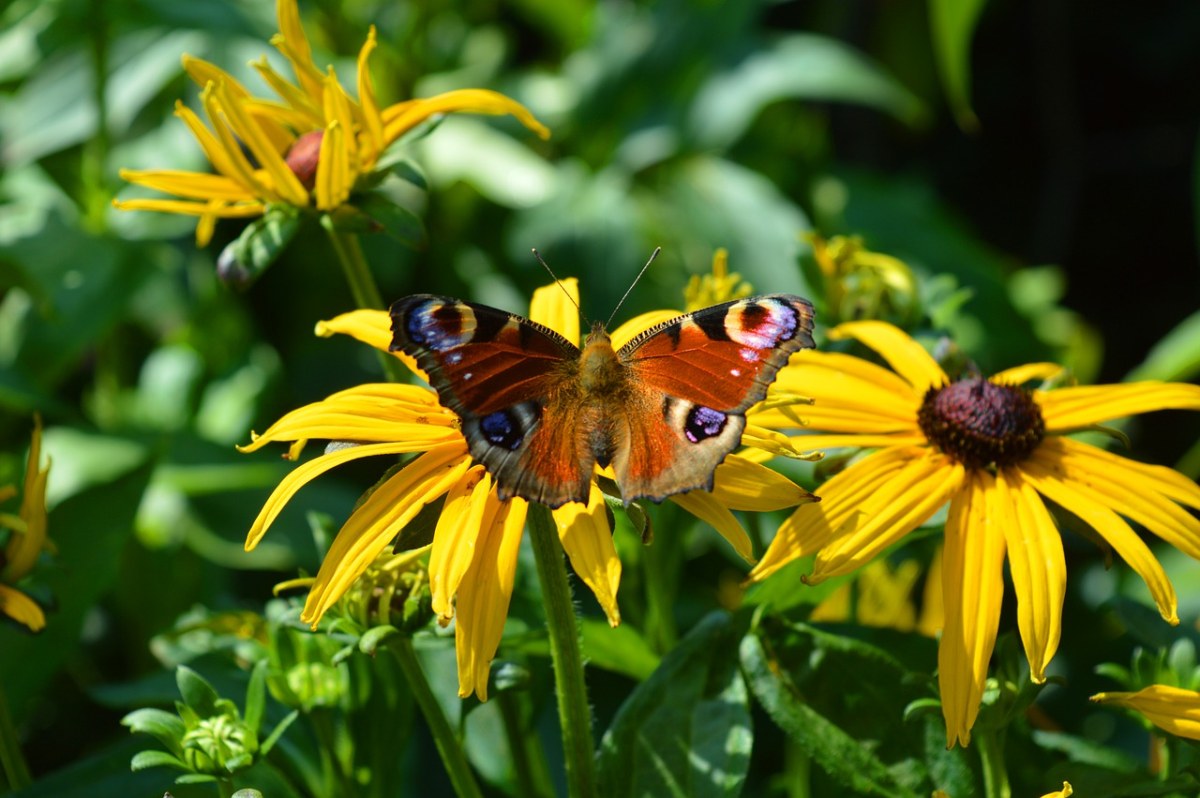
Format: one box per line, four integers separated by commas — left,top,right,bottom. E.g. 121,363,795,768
389,291,815,508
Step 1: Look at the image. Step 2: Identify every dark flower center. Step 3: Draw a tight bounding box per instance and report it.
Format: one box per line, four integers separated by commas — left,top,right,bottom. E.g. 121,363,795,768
285,130,324,189
916,378,1045,469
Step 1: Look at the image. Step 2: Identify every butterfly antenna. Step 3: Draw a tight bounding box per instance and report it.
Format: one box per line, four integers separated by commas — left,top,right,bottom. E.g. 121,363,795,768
605,247,661,329
531,248,586,323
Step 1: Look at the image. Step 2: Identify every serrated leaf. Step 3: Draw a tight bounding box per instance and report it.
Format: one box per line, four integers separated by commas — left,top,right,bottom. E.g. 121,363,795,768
598,612,752,798
129,749,189,772
740,630,920,798
176,666,220,716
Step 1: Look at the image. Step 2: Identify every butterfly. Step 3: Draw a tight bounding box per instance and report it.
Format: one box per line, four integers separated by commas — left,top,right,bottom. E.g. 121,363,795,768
389,291,814,508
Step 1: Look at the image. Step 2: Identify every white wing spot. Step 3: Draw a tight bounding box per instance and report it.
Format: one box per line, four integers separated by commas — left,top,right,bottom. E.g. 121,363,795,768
740,348,759,363
463,372,474,381
730,368,742,377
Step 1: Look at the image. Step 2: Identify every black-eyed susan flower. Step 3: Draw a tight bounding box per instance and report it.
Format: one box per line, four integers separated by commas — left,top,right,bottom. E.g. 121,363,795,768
746,320,1200,747
242,280,811,700
115,0,549,246
1091,685,1200,741
0,418,51,632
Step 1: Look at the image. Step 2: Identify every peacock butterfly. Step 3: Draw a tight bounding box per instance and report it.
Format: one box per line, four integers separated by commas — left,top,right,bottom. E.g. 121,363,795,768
389,290,814,508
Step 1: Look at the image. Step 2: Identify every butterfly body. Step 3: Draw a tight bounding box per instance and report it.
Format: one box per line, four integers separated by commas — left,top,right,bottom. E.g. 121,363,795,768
390,292,814,508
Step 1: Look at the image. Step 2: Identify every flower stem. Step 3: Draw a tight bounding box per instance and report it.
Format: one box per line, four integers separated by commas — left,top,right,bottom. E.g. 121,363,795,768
320,218,406,383
387,639,484,798
0,684,31,790
527,502,599,798
977,729,1011,798
498,690,554,798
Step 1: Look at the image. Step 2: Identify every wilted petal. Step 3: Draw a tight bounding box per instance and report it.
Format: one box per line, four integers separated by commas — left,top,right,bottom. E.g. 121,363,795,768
939,471,1007,748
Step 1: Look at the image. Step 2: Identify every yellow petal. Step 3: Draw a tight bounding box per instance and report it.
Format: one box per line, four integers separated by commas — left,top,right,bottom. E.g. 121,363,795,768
381,88,551,145
1037,437,1200,559
768,351,922,425
528,277,580,346
1039,781,1073,798
1021,451,1179,624
116,170,259,201
1091,685,1200,740
749,447,916,583
211,82,309,206
356,27,385,165
1051,436,1200,511
827,321,947,395
1001,469,1065,683
811,454,964,583
754,405,921,434
0,584,46,632
991,362,1064,385
917,545,945,638
245,440,460,549
1038,382,1200,431
111,197,265,218
273,0,324,101
428,467,493,619
301,445,473,625
314,309,428,375
710,454,815,511
6,417,48,581
553,483,620,625
610,310,685,351
939,471,1007,748
315,119,350,210
669,489,755,563
181,56,293,153
455,494,527,700
760,433,928,451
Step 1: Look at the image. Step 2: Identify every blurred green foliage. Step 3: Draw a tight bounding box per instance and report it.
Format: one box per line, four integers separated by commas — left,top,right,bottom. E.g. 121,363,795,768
2,0,1200,795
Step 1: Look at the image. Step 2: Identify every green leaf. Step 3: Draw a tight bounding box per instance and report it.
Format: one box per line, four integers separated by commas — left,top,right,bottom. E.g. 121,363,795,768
1031,731,1141,773
739,630,920,798
928,0,987,130
176,666,221,717
352,194,425,248
121,709,187,755
129,749,189,772
359,625,401,654
690,33,928,149
243,661,268,742
580,618,660,681
1126,309,1200,382
260,710,300,756
598,611,752,798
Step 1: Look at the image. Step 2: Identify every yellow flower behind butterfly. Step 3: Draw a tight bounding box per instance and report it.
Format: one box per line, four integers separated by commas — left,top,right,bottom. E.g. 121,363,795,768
1092,685,1200,741
0,418,51,632
115,0,548,246
746,320,1200,747
242,280,811,700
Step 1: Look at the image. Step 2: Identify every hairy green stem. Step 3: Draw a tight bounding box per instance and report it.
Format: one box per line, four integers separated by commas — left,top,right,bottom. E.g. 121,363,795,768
0,683,31,790
387,639,484,798
527,503,598,798
320,219,407,383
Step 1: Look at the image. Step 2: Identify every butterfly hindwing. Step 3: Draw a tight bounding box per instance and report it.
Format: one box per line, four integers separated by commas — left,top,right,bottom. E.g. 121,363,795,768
612,295,815,502
390,295,595,507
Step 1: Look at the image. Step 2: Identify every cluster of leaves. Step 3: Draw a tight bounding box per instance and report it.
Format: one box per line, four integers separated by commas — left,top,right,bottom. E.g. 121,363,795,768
3,0,1200,796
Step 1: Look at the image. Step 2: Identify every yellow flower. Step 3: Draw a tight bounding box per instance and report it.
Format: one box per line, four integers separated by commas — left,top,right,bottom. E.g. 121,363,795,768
115,0,549,246
242,280,810,699
746,320,1200,747
808,547,944,636
1092,685,1200,740
0,418,51,632
1040,783,1073,798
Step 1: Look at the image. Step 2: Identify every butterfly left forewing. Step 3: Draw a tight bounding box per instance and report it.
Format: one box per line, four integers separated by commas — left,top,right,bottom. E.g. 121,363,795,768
611,294,815,502
390,295,596,507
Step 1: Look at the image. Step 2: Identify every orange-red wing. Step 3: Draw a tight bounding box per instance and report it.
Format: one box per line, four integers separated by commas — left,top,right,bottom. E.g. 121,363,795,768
621,295,815,413
390,295,578,417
